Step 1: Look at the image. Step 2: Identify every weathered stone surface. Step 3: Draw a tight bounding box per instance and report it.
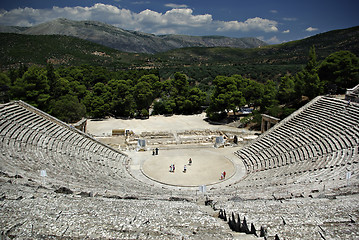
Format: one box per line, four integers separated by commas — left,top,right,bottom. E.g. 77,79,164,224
0,186,232,239
1,96,359,240
54,187,73,194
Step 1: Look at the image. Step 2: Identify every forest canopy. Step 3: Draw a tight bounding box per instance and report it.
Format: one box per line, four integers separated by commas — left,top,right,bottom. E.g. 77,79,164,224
0,48,358,126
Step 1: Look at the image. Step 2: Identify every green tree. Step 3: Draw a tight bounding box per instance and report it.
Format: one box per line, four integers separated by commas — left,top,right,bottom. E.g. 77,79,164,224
53,77,70,98
278,75,296,103
140,108,149,119
187,87,206,113
134,81,153,112
46,63,57,96
83,82,111,118
138,74,162,98
11,66,51,110
68,81,87,99
260,80,278,113
171,73,190,113
234,75,264,108
293,72,306,99
207,76,246,120
305,45,317,72
153,98,176,115
172,72,189,96
0,73,11,87
109,79,135,117
50,94,86,122
295,46,324,99
0,73,11,103
318,50,359,93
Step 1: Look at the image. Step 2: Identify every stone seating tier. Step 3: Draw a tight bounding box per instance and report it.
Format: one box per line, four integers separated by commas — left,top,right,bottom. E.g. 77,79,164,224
215,194,359,240
235,96,358,174
1,97,359,240
0,101,175,198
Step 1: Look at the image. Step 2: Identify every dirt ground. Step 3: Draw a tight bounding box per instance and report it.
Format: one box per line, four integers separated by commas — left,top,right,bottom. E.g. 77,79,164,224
86,113,251,136
142,148,236,187
86,114,254,187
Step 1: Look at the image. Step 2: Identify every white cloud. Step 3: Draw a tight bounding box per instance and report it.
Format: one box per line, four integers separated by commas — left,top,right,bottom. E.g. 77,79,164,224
216,17,278,33
267,36,281,44
282,29,290,33
165,3,189,8
0,4,278,35
132,1,150,4
305,27,318,32
270,10,278,14
283,17,297,21
257,35,281,44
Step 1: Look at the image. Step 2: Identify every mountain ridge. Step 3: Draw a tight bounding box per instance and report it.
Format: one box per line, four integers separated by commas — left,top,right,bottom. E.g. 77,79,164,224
0,18,267,53
0,24,358,71
155,25,359,65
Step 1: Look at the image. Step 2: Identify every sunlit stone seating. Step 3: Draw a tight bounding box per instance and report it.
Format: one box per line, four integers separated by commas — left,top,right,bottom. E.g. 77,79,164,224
1,95,358,240
0,101,172,198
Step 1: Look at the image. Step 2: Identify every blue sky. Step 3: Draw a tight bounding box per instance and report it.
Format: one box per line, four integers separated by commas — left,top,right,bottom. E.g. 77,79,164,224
0,0,358,44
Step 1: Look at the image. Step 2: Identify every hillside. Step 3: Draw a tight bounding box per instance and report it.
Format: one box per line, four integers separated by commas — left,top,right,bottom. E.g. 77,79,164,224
0,25,358,84
0,33,146,69
154,25,359,66
10,18,267,54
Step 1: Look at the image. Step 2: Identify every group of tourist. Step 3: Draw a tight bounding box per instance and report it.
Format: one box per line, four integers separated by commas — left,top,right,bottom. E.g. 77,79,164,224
169,158,193,173
152,148,159,155
183,158,193,173
220,171,226,180
165,155,227,180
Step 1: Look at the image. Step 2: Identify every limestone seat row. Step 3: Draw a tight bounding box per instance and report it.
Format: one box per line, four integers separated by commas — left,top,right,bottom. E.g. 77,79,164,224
0,101,169,197
235,96,358,174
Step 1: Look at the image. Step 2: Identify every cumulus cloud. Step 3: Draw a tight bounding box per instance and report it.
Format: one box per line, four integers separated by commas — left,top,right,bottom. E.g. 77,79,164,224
305,27,318,32
165,3,189,8
216,17,278,33
267,36,281,44
0,4,279,35
282,29,290,33
258,35,282,44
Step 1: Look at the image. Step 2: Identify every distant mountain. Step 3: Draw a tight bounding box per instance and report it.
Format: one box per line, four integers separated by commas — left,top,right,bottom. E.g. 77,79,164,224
0,25,28,33
155,25,359,65
0,33,145,68
3,18,267,54
0,24,358,71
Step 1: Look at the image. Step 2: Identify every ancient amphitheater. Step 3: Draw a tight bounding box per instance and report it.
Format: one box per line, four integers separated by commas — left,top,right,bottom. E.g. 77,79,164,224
1,94,358,240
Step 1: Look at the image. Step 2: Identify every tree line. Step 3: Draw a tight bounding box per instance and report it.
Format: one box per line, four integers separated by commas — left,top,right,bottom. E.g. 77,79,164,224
0,48,358,126
0,65,206,122
207,48,358,124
